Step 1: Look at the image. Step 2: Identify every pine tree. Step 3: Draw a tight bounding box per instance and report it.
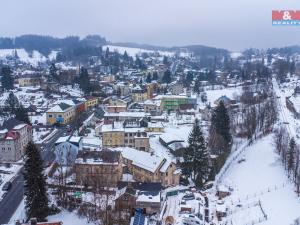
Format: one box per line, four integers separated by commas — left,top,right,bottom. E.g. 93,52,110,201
162,69,172,84
1,66,14,90
186,71,194,84
211,101,232,150
15,104,30,124
163,56,169,65
24,142,49,221
287,137,296,176
49,63,58,82
152,71,159,80
146,72,152,83
79,67,91,95
183,119,210,187
5,91,19,113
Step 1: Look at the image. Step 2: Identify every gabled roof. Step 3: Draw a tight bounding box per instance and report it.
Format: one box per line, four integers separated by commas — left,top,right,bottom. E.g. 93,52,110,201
47,103,73,113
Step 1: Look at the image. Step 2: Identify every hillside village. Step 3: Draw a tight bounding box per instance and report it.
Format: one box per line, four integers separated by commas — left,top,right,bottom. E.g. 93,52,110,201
0,36,300,225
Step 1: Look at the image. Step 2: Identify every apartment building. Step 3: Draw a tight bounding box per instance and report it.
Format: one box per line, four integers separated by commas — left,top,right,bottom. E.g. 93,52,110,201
75,150,123,187
0,118,32,162
101,123,150,151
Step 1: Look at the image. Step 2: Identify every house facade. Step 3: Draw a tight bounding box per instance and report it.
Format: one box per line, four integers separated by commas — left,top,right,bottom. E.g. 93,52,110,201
0,118,32,162
46,103,76,125
75,150,123,187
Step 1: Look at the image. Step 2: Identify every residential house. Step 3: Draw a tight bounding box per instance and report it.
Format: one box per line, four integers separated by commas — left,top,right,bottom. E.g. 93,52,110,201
115,186,137,211
54,136,83,166
17,74,41,87
131,85,148,102
136,191,162,214
101,123,150,151
0,118,32,162
103,111,148,124
115,147,180,187
143,100,161,116
75,150,123,187
145,122,164,133
85,96,99,110
46,103,76,125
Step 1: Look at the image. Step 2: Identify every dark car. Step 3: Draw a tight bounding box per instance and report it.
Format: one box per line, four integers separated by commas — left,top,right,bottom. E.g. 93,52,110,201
2,181,12,191
182,193,195,200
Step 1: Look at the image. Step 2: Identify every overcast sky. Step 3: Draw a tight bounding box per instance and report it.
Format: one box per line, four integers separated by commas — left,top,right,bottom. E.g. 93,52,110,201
0,0,300,51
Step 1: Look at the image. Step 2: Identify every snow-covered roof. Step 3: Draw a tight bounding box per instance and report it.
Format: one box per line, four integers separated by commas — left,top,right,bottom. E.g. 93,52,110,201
55,136,70,144
160,133,184,144
69,136,82,143
13,123,27,130
104,111,147,118
136,192,160,203
115,147,165,173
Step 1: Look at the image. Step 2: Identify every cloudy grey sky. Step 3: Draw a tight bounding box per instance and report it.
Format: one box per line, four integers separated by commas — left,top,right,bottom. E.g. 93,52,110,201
0,0,300,51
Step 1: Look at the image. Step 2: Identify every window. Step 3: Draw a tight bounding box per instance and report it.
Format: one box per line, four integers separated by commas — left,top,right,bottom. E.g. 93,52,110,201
48,114,53,118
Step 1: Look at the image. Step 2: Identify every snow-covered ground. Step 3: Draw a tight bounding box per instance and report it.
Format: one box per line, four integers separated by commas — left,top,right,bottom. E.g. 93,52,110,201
219,135,300,225
48,211,94,225
103,45,175,58
0,48,56,66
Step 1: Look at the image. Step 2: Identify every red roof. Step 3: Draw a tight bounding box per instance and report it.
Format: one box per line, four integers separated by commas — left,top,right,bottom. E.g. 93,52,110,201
5,131,20,140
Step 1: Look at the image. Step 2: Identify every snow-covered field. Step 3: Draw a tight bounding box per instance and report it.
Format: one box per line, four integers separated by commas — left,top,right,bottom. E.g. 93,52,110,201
0,49,57,66
219,135,300,225
103,45,175,58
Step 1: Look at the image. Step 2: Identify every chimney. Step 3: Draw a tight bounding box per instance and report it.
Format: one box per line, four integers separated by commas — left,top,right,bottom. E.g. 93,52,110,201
30,218,37,225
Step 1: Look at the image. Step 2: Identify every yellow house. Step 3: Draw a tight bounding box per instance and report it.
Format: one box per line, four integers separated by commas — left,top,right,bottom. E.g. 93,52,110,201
46,103,76,125
145,122,164,133
85,97,99,110
132,85,148,102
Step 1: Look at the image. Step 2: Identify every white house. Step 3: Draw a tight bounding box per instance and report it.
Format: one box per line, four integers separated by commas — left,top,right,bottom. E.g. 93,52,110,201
54,136,83,166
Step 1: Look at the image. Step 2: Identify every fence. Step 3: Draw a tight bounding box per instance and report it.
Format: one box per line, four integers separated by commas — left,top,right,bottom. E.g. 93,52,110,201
214,132,266,189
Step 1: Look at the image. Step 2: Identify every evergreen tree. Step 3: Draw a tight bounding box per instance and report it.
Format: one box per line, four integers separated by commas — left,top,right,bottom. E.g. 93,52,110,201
123,51,129,61
211,101,232,149
5,91,19,113
1,66,14,90
193,79,200,94
105,47,110,58
287,137,296,176
146,72,152,83
152,71,159,81
186,71,194,84
24,142,49,221
162,69,172,84
209,101,232,174
79,67,91,95
49,63,58,82
135,56,146,70
183,119,210,187
15,104,30,124
163,56,169,65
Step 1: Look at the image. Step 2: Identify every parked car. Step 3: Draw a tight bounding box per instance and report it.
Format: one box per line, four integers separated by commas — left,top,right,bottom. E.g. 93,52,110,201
2,181,12,191
182,193,195,200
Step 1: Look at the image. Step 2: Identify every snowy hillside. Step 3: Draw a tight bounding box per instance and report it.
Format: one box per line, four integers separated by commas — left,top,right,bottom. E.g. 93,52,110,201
103,44,175,57
0,48,57,66
218,135,300,225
